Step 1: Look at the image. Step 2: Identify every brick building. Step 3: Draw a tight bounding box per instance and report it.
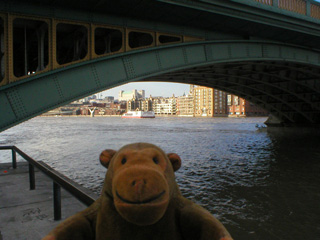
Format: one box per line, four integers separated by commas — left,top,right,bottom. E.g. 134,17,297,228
193,86,228,117
227,94,269,117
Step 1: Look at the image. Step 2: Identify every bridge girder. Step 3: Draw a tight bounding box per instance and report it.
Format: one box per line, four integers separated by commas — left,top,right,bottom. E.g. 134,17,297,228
1,40,320,131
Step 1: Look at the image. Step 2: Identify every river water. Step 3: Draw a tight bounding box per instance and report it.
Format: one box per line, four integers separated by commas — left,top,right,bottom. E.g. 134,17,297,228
0,116,319,239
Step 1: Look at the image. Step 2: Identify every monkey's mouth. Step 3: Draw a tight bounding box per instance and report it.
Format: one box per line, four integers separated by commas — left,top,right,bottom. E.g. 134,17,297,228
116,191,166,204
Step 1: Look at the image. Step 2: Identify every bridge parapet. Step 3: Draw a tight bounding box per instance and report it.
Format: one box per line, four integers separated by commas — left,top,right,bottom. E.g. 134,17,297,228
244,0,320,19
197,0,320,20
0,12,201,88
2,0,320,89
254,0,320,18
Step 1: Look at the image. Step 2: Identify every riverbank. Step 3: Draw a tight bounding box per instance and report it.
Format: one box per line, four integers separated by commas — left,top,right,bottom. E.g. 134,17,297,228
40,114,121,117
40,114,261,118
0,162,91,240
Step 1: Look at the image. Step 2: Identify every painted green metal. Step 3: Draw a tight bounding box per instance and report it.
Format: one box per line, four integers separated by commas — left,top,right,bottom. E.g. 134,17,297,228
3,0,320,50
0,0,209,40
1,40,320,131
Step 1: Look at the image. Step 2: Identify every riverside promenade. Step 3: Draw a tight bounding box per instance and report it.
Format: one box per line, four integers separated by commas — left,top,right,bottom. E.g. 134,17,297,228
0,162,96,240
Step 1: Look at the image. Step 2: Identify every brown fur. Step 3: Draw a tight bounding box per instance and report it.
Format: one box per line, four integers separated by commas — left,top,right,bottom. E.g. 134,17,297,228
42,143,233,240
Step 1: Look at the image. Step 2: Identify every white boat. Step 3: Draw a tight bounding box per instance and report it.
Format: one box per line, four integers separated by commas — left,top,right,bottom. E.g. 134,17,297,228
122,111,155,118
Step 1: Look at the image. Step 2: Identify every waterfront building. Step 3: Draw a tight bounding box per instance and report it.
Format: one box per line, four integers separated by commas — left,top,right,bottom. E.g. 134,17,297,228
193,86,227,117
176,94,194,116
213,89,228,117
227,94,269,117
152,96,176,115
141,98,153,111
118,89,145,101
92,102,106,108
127,98,152,112
103,102,126,115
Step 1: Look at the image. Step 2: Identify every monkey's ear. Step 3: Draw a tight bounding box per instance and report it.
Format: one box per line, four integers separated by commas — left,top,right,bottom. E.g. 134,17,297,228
167,153,181,172
100,149,117,168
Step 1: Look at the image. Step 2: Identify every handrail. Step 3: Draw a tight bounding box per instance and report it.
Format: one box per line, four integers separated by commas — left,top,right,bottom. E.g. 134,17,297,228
254,0,320,20
0,146,99,220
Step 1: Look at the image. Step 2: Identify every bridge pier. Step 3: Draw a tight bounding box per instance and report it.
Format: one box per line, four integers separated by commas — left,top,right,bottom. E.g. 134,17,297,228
265,115,320,131
264,115,283,127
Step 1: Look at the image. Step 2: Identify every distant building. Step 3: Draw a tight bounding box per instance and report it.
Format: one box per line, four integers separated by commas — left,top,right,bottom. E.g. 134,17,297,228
127,98,152,112
118,89,145,101
102,96,114,103
118,101,127,112
213,89,228,117
177,94,194,116
103,102,126,115
227,94,269,117
194,86,227,117
152,97,176,115
81,96,92,102
140,98,153,111
92,102,106,107
177,85,194,116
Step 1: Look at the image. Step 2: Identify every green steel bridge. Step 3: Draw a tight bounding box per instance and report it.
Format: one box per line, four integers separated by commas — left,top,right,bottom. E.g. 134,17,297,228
1,0,320,131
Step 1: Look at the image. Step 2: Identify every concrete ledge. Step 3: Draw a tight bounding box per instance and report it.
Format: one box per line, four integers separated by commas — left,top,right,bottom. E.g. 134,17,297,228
0,162,94,240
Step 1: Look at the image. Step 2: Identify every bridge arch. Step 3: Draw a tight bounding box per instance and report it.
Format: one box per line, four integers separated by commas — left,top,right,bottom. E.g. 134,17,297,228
1,40,320,131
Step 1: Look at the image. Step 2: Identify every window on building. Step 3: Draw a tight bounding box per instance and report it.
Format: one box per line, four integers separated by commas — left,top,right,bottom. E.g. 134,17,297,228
227,95,232,106
234,96,239,105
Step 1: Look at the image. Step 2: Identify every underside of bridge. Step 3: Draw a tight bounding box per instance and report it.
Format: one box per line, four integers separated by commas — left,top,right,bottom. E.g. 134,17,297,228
1,0,320,131
1,40,320,131
147,60,320,126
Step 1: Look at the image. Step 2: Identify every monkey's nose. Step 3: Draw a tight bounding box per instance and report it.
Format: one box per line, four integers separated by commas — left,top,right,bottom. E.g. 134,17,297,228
131,179,146,195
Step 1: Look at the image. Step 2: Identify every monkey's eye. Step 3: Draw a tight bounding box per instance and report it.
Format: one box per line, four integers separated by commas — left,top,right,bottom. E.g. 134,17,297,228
153,157,159,164
121,157,127,165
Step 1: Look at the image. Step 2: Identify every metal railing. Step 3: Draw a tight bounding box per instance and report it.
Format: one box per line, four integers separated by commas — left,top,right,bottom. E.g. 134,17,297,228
254,0,320,19
0,146,99,220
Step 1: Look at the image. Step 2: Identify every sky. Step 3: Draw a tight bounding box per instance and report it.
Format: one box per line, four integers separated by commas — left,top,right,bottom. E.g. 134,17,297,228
99,82,191,99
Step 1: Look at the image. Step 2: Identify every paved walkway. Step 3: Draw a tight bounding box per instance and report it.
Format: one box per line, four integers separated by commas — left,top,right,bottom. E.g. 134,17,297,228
0,162,91,240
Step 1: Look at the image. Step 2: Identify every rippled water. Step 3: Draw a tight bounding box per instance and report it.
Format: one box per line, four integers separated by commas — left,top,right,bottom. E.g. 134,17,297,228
0,116,319,239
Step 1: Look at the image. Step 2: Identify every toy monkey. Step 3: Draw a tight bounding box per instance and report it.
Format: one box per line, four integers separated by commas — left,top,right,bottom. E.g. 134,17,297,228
43,143,233,240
